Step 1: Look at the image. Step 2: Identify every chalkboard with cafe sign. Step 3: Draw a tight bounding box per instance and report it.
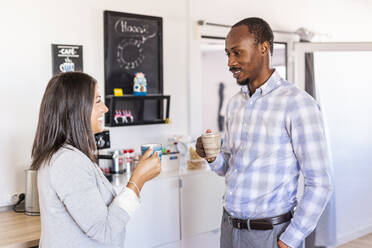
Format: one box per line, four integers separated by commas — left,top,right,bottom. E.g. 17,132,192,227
104,11,163,96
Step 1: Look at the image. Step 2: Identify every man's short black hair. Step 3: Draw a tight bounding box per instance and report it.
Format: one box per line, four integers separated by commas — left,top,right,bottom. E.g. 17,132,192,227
232,17,274,55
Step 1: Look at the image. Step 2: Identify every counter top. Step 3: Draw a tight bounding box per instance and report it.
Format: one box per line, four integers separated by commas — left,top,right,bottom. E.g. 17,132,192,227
111,164,212,190
0,211,40,248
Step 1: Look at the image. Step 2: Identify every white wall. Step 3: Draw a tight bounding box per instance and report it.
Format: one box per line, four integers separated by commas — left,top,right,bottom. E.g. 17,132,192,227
0,0,189,207
314,51,372,245
189,0,372,42
201,50,238,133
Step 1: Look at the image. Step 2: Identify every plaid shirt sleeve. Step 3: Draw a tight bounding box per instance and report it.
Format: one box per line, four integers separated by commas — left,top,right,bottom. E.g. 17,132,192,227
279,94,333,248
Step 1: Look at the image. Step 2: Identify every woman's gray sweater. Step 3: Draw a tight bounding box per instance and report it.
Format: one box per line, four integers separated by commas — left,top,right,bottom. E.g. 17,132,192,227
37,145,129,248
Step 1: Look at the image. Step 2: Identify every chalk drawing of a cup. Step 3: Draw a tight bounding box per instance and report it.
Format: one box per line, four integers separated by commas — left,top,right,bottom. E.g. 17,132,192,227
59,58,75,72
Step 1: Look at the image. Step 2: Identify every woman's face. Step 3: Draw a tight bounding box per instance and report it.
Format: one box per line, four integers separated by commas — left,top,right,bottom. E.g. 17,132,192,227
91,86,108,134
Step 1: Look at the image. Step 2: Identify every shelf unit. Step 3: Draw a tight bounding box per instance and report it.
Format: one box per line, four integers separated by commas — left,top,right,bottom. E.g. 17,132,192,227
105,95,170,127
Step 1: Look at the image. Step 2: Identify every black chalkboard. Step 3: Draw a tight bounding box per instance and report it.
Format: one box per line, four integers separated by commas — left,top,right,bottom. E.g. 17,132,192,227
104,11,163,96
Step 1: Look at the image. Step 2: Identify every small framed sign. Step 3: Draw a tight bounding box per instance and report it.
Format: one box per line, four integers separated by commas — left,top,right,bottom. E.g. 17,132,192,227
52,44,83,75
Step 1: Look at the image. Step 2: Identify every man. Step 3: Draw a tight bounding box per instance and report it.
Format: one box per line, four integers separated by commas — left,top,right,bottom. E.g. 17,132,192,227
196,17,333,248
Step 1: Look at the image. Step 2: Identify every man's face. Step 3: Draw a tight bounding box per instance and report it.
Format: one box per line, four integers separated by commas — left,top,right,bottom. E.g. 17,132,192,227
225,26,264,85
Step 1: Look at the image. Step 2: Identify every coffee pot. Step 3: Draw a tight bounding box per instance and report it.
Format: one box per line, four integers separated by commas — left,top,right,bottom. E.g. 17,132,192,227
25,169,40,216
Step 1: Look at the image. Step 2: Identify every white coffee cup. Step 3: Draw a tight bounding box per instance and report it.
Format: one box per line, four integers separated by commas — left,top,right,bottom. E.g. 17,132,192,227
201,132,221,159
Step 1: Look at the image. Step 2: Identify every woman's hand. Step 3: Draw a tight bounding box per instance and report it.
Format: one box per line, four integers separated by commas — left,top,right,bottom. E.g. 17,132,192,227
278,240,289,248
127,148,161,196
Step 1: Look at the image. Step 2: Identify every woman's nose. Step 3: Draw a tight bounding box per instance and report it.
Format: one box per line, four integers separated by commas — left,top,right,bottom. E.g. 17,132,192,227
102,103,109,113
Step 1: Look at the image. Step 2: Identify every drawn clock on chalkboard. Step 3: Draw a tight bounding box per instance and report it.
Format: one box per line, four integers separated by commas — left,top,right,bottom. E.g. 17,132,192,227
116,38,145,69
115,20,157,70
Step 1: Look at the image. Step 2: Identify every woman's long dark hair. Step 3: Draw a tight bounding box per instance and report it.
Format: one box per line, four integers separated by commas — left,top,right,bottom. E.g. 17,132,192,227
30,72,98,170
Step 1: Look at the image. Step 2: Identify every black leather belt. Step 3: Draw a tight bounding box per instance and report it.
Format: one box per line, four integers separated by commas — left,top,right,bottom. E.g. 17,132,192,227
224,209,293,230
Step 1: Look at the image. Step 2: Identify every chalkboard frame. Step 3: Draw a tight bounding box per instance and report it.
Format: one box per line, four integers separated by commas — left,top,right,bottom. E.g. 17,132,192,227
104,10,163,96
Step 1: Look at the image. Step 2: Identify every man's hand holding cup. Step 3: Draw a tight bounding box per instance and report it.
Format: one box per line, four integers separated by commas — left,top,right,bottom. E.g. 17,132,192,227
196,129,221,163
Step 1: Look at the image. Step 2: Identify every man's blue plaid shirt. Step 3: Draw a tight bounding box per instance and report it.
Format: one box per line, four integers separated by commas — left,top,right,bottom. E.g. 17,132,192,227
210,70,333,248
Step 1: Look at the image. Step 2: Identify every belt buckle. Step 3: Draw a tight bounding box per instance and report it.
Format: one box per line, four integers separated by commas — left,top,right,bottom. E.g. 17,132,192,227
228,216,242,229
236,221,241,229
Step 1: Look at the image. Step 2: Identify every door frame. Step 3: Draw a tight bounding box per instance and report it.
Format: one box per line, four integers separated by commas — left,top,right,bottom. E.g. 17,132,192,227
293,42,372,247
294,42,372,90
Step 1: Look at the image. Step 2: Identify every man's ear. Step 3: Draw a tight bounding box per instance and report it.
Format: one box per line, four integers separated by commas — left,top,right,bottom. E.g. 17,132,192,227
261,41,270,55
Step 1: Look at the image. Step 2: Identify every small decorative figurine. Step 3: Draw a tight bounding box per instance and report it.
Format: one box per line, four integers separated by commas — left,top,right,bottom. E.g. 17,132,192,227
123,110,134,123
114,110,125,124
133,72,148,96
114,109,134,124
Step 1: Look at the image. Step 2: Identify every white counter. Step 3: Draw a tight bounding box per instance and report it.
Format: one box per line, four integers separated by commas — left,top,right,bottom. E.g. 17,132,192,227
110,165,213,192
115,165,225,248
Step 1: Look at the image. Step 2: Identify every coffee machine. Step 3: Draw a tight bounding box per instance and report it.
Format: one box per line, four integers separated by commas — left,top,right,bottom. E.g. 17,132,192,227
95,130,116,181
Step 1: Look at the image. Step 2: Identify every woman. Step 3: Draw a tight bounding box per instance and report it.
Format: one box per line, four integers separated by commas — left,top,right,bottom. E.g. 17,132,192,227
31,72,161,248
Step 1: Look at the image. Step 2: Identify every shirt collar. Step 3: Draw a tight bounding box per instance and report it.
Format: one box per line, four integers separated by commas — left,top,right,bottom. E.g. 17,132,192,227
240,70,282,96
241,85,249,95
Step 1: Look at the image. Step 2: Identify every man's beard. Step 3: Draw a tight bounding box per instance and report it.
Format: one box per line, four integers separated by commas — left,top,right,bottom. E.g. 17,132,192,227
237,77,250,86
